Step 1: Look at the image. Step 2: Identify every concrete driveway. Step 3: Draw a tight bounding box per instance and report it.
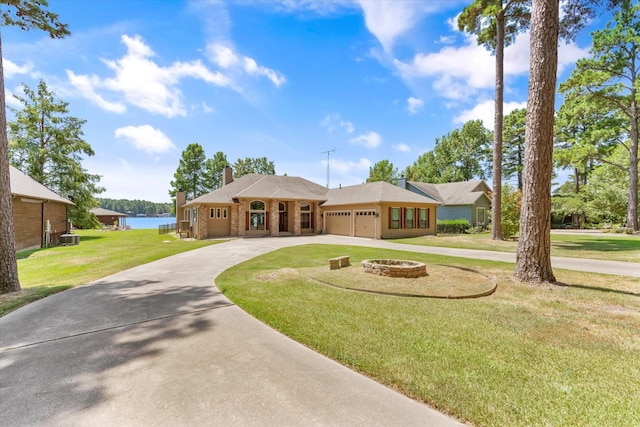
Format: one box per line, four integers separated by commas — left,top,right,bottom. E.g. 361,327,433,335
1,235,636,426
1,236,465,426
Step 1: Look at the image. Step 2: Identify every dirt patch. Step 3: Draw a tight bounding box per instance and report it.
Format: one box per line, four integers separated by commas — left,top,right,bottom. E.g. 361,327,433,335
304,263,496,298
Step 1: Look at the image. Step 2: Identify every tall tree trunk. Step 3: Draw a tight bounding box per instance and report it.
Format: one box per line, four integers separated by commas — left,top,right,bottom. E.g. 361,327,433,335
514,0,558,283
0,32,21,294
628,96,639,232
492,12,505,240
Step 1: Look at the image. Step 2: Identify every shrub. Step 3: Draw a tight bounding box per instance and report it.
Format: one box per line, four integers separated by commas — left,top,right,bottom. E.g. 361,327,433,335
437,219,471,234
501,184,521,240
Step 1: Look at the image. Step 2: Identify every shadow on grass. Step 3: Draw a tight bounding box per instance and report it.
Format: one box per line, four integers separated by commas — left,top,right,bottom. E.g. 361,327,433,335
552,238,640,253
0,278,226,425
554,281,640,298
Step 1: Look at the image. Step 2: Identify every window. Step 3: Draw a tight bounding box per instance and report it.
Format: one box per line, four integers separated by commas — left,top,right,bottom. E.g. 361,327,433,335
390,207,400,229
300,202,311,229
222,208,228,219
248,200,266,230
476,207,486,225
193,208,197,223
210,208,215,219
406,208,414,229
210,207,228,219
419,208,429,228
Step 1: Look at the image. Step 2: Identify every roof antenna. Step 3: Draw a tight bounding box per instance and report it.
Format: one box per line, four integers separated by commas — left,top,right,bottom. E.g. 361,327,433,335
321,148,336,188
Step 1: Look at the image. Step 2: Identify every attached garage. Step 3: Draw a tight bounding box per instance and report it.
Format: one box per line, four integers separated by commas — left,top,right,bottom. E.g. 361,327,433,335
324,211,351,236
354,210,376,238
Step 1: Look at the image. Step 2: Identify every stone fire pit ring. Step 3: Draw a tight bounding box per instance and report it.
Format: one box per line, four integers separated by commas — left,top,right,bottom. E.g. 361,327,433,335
362,259,427,278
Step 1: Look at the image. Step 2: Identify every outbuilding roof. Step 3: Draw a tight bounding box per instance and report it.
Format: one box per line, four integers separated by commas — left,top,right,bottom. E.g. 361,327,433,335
90,208,127,217
10,166,73,205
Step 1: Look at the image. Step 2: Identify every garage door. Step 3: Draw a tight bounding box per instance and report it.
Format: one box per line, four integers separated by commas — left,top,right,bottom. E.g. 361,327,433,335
354,210,376,238
325,211,351,236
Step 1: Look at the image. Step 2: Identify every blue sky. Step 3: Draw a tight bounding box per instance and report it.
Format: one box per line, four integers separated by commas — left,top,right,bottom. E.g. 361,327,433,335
3,0,601,203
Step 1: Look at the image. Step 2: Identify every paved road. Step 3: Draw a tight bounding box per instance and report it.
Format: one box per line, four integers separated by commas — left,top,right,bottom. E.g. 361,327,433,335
1,235,637,426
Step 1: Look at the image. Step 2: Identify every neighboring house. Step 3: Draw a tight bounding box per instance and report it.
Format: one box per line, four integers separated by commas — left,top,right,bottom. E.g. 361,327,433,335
397,177,492,227
177,168,440,240
90,208,128,228
10,166,73,251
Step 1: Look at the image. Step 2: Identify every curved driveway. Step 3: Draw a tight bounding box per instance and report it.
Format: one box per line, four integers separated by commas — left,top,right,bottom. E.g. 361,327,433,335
1,235,636,426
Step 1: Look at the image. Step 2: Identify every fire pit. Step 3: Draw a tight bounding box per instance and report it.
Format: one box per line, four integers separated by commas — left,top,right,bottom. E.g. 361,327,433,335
362,259,427,278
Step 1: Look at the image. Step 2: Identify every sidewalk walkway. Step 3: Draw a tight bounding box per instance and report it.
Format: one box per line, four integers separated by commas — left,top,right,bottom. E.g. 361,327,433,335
1,235,635,426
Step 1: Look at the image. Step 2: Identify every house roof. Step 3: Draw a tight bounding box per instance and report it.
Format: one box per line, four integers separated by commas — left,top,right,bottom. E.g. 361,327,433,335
184,174,329,206
409,180,491,205
10,166,73,205
90,208,126,217
322,181,441,207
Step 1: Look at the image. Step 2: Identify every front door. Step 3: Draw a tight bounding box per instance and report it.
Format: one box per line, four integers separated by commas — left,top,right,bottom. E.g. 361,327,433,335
279,212,288,231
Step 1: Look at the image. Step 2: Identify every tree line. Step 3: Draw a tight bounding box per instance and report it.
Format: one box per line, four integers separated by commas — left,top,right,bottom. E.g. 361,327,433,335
98,199,173,217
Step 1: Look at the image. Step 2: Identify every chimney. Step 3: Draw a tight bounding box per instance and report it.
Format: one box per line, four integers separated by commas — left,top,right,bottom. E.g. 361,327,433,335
176,191,186,207
397,174,407,189
222,167,233,186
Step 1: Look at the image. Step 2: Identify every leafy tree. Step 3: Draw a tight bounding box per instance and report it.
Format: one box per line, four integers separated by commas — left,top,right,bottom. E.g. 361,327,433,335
233,157,276,177
502,108,526,190
98,199,173,217
8,80,104,229
501,184,522,239
459,0,531,240
202,151,229,191
558,1,640,232
0,0,70,294
169,143,207,200
405,120,492,183
367,160,398,184
515,0,624,283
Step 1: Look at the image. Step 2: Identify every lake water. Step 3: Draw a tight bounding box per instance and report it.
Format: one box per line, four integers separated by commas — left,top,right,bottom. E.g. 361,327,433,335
124,217,176,229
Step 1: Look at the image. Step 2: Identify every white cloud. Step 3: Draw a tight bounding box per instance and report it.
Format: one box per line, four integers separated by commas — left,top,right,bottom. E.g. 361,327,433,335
454,99,527,127
201,102,215,113
393,143,411,152
330,157,372,174
407,96,424,114
356,1,453,52
3,59,33,79
66,70,126,113
207,43,286,87
115,125,176,155
349,131,382,148
321,113,354,133
67,34,231,117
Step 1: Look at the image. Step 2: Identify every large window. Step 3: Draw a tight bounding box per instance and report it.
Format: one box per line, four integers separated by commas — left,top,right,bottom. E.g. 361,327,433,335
419,208,429,228
406,208,414,229
476,207,486,225
249,200,266,230
390,207,400,229
210,207,228,219
300,202,311,229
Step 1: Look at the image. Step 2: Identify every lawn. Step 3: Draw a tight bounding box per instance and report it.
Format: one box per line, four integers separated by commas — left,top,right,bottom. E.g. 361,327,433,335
0,229,222,316
388,232,640,263
217,244,640,426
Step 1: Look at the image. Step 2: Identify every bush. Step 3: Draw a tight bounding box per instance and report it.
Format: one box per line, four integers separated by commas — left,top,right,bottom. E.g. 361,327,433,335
501,184,522,240
437,219,471,234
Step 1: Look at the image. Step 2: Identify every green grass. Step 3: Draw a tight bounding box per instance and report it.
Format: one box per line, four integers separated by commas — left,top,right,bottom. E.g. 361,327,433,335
388,232,640,263
217,244,640,426
0,229,222,316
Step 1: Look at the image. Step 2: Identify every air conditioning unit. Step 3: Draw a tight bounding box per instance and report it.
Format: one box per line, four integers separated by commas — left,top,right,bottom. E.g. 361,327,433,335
60,234,80,246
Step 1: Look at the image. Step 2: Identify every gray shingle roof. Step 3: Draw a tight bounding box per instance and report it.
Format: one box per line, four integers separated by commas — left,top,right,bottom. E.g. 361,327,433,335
410,180,491,205
184,174,329,206
10,166,73,205
322,181,441,207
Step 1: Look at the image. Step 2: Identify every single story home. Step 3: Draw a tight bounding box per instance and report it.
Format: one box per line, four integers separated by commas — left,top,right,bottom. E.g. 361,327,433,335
178,168,441,240
90,207,128,228
397,177,492,227
10,166,73,251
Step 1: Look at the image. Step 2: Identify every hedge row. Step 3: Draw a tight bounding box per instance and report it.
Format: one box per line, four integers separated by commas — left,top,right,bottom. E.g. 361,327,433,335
436,219,471,234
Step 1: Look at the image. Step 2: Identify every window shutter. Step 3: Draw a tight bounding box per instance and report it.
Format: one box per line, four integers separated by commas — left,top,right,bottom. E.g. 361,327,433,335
245,212,249,230
310,212,314,229
388,207,392,229
427,208,430,228
266,211,269,230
